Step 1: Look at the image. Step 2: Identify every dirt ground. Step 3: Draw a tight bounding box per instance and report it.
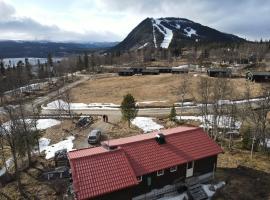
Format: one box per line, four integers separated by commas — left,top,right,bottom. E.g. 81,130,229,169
44,115,141,149
69,74,264,105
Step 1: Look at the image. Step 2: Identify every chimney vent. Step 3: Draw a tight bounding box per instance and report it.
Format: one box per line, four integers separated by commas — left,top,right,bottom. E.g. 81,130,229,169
155,133,166,145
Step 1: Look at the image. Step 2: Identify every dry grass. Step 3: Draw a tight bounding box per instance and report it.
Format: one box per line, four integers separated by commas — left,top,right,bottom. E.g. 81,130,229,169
69,74,263,105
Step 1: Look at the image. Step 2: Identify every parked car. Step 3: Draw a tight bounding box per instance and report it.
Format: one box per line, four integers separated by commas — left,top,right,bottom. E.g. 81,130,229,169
76,116,93,128
88,129,101,144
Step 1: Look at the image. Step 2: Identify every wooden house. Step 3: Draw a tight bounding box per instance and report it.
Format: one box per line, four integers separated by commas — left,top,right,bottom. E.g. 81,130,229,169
68,127,223,200
118,69,134,76
141,69,160,75
130,67,145,74
207,68,232,78
246,71,270,82
151,67,172,73
172,68,189,74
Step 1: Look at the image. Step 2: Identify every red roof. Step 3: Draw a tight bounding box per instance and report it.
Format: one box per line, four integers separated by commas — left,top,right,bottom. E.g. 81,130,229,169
69,148,138,200
68,126,222,199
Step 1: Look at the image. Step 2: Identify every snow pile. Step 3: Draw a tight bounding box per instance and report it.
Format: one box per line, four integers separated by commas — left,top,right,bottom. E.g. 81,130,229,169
42,100,120,110
177,115,242,129
152,18,173,48
41,136,75,159
132,117,164,133
184,27,197,37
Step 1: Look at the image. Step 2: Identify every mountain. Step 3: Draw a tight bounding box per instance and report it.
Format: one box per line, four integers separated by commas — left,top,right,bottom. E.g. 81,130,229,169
111,17,245,51
0,40,118,58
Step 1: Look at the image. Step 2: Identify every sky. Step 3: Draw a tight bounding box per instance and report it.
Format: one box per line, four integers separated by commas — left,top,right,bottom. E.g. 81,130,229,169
0,0,269,42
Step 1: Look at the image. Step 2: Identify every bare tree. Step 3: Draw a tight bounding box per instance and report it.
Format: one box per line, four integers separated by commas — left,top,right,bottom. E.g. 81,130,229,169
197,77,212,133
178,74,189,120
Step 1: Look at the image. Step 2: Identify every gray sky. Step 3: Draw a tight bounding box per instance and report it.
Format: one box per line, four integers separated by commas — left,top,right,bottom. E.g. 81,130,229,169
0,0,269,42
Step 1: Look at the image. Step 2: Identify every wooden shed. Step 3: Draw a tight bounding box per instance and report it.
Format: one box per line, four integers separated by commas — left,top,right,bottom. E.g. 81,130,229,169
118,69,134,76
246,71,270,82
141,69,160,75
207,68,232,78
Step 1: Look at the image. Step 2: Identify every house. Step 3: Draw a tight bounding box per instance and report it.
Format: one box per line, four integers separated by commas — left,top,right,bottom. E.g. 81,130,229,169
207,68,232,78
246,71,270,82
171,68,189,74
118,69,134,76
68,127,223,200
141,69,160,75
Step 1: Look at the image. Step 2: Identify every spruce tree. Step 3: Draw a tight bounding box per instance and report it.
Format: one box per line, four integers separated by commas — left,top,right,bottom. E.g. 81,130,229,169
169,105,177,122
121,93,138,127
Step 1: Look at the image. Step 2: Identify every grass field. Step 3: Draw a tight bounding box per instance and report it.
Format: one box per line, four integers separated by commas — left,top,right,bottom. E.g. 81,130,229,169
69,74,264,105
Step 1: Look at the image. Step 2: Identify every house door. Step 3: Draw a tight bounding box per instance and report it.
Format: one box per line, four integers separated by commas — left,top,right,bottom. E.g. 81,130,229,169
186,161,194,178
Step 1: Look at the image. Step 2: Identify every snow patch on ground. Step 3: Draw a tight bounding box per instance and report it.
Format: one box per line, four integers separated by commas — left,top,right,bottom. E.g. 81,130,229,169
42,100,120,110
138,100,167,105
1,119,61,132
177,115,241,129
41,136,75,159
184,27,197,37
138,42,149,49
36,119,61,130
152,18,173,48
132,117,164,133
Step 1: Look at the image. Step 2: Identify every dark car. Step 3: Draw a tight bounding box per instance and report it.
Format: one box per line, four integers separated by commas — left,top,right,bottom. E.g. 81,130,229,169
76,116,93,128
88,129,101,144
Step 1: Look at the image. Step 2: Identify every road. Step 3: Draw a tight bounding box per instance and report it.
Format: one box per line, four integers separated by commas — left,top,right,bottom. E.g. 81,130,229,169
24,75,89,112
41,100,265,118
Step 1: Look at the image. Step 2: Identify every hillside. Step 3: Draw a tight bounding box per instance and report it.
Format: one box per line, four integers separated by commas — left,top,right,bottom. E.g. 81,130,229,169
0,40,118,58
111,17,245,51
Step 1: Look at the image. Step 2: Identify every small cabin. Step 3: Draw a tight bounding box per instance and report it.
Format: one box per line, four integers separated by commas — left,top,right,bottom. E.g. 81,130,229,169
130,67,145,74
68,127,222,200
118,69,134,76
141,69,160,75
207,68,232,78
152,67,172,73
172,68,189,74
246,71,270,82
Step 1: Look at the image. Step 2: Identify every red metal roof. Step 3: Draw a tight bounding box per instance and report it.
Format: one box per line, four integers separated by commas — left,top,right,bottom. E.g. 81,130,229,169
68,126,222,199
115,127,223,176
69,148,138,200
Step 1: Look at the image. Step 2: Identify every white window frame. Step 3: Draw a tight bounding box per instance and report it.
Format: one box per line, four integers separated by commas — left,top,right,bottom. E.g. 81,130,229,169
170,166,178,172
157,169,164,176
137,176,142,182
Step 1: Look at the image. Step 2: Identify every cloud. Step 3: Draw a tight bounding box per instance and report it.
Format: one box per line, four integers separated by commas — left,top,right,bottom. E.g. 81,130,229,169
0,0,269,41
0,0,15,19
0,0,120,42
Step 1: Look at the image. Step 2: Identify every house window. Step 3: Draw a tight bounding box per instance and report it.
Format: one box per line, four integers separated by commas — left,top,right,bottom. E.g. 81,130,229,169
157,170,164,176
170,166,177,172
187,161,193,169
137,176,142,182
